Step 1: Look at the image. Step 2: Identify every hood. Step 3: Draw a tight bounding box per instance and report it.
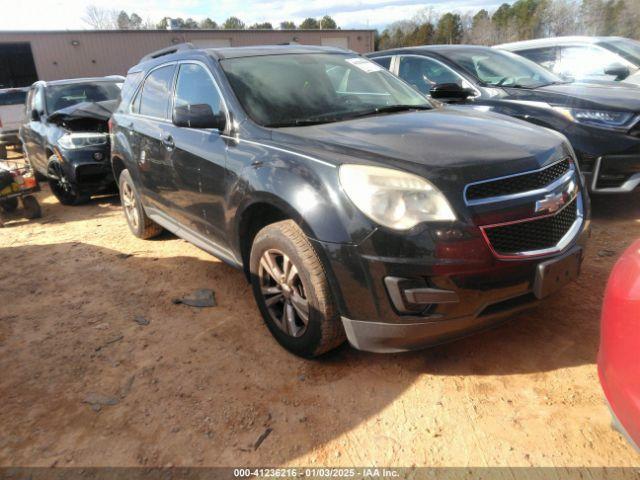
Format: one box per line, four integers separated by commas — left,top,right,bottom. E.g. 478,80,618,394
271,107,569,187
504,82,640,111
48,99,118,130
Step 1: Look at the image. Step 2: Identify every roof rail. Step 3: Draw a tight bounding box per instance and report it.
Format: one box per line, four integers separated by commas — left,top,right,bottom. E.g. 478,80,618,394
140,42,195,63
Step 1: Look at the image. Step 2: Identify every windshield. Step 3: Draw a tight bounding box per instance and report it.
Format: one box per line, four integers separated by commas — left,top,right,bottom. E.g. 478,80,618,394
220,53,431,127
446,49,562,88
0,89,27,106
45,81,122,113
601,39,640,67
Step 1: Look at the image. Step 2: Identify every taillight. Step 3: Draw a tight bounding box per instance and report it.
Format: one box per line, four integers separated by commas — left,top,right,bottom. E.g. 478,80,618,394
0,117,3,128
108,118,113,133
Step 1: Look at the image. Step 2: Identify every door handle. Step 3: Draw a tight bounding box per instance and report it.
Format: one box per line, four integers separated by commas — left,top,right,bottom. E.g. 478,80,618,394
162,134,175,149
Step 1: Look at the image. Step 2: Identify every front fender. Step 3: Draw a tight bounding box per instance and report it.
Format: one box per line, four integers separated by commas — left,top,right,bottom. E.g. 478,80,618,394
229,153,375,248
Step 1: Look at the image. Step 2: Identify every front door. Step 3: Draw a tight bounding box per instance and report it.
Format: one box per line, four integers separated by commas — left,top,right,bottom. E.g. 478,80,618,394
165,62,230,250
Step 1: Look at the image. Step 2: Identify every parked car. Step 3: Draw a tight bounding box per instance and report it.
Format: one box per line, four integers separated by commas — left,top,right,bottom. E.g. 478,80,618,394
20,76,124,205
367,46,640,193
111,44,590,357
598,239,640,452
496,36,640,86
0,87,28,159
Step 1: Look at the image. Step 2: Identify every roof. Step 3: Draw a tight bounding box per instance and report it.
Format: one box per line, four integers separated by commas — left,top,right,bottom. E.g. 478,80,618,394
34,75,125,87
135,43,353,68
206,44,351,59
370,44,494,56
496,36,627,51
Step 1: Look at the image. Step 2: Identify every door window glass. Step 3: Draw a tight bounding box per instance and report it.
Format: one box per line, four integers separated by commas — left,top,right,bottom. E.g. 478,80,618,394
398,56,464,94
371,56,392,70
518,47,557,71
557,46,626,78
138,65,176,119
174,63,223,116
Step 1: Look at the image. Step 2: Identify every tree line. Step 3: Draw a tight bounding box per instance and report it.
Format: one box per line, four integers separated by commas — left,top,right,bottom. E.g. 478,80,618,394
83,6,338,31
377,0,640,50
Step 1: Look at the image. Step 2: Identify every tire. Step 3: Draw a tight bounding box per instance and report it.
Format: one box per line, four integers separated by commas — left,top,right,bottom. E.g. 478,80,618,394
249,220,345,358
22,195,42,219
119,169,163,239
47,156,90,206
0,197,18,213
0,145,6,160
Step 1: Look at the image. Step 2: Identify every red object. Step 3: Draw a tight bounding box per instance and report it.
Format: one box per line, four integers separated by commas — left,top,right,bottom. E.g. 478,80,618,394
598,239,640,452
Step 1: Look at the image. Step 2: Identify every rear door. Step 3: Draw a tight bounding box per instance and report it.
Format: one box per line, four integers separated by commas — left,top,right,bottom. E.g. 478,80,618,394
164,61,230,247
129,63,177,213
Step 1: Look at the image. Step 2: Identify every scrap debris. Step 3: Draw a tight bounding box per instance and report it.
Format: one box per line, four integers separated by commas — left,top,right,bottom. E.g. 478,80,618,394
172,289,217,308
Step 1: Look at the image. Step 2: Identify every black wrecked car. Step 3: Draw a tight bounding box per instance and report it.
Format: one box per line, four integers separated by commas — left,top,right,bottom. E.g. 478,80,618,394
20,76,124,205
111,44,589,357
367,46,640,193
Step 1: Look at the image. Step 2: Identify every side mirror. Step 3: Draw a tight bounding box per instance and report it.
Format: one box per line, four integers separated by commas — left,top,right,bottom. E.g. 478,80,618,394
604,63,630,80
173,103,226,130
430,83,473,101
30,109,40,121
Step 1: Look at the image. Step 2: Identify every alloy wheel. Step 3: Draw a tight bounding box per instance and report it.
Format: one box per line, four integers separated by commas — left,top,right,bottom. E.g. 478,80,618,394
121,181,139,230
258,249,310,338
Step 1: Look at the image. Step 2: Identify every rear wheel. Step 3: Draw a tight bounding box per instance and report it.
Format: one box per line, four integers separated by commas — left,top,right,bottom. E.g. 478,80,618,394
249,220,345,357
119,169,163,239
0,197,18,213
47,156,89,206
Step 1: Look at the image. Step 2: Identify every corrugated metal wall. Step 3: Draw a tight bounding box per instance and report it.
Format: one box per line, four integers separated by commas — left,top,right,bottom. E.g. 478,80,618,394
0,29,375,81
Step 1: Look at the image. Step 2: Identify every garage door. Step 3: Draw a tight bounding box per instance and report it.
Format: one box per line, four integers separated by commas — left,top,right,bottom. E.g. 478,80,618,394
190,39,232,48
321,37,349,49
0,43,38,88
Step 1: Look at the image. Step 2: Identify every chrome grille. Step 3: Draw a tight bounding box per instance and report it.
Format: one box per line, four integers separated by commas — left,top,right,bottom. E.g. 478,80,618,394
466,159,571,202
482,198,578,257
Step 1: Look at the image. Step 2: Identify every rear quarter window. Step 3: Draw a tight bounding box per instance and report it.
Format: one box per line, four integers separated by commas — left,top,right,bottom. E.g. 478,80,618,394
118,71,144,112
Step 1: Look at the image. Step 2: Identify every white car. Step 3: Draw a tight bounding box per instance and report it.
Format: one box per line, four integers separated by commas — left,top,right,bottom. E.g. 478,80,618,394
0,87,28,159
496,36,640,86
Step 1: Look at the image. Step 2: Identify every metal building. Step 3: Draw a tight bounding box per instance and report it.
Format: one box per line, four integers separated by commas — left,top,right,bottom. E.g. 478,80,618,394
0,29,375,87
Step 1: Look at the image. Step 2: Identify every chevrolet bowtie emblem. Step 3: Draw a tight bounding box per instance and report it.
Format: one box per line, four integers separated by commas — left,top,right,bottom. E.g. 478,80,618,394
535,191,568,214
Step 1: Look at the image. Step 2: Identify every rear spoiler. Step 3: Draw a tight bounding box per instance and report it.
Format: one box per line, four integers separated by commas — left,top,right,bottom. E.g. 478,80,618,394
139,43,195,63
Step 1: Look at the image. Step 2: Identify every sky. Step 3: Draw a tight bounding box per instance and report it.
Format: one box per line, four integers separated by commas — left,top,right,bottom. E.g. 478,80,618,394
0,0,505,31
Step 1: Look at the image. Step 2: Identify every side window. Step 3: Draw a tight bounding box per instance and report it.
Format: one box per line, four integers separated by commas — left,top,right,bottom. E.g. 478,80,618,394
557,45,624,78
120,71,144,113
398,56,463,94
371,56,392,70
518,47,557,71
174,64,223,116
138,64,176,119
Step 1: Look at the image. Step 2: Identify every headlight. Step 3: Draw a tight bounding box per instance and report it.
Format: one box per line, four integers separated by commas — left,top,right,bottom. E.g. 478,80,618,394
339,164,456,230
58,133,108,149
553,107,635,129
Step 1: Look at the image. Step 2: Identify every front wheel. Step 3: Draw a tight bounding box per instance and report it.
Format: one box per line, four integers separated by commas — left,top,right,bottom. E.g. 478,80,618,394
47,157,89,206
249,220,345,358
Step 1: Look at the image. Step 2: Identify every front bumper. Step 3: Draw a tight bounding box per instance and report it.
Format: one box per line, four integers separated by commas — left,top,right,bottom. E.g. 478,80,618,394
56,145,115,193
313,214,590,354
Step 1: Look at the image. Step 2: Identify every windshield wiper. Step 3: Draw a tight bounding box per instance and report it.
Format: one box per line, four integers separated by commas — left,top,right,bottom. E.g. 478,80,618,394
265,105,431,128
345,104,431,120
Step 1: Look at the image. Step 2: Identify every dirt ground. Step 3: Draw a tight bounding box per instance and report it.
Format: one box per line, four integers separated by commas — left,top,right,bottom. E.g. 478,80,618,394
1,149,639,468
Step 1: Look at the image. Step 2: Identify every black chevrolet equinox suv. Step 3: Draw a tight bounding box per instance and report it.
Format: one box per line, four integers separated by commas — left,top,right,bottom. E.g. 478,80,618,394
111,44,590,357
